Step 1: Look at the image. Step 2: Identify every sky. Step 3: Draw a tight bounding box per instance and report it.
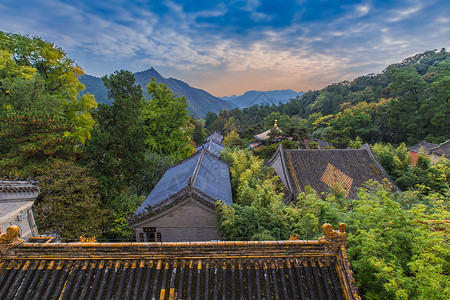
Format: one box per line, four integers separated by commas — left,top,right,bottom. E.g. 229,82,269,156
1,0,449,97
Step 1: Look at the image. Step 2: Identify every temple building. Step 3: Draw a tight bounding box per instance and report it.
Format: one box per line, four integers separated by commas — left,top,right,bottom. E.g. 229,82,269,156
0,180,40,239
267,144,400,202
129,149,232,242
0,223,361,299
249,120,283,150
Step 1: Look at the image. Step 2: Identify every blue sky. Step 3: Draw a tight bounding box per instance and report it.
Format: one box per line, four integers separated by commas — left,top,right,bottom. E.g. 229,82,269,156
1,0,449,96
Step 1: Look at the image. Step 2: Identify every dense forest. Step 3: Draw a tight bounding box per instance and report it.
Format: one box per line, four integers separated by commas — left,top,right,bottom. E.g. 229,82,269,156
1,32,449,299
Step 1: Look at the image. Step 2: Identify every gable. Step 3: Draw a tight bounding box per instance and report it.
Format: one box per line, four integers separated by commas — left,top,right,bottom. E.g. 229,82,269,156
132,195,217,228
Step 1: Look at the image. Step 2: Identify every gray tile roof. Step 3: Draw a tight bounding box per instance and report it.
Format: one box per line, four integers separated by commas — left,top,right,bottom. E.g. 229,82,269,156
196,139,225,157
134,149,232,216
408,140,439,154
0,181,40,193
268,144,400,199
430,140,450,158
206,131,224,143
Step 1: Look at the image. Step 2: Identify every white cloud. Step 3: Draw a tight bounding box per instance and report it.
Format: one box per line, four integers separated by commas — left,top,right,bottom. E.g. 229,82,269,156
388,3,422,22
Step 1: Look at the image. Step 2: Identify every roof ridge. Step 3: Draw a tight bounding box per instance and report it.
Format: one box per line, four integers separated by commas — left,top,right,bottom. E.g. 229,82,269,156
190,149,205,186
360,144,401,192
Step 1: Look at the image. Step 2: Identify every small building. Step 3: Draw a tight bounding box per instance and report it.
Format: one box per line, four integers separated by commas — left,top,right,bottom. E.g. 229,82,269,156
254,119,283,143
249,120,284,150
267,144,400,202
0,222,361,299
129,149,233,242
408,140,439,165
205,131,224,144
0,180,39,239
408,140,450,164
429,140,450,161
196,139,225,157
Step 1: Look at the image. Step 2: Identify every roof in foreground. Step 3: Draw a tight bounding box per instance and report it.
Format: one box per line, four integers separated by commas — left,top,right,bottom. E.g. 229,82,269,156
0,224,360,300
134,149,232,216
269,144,400,198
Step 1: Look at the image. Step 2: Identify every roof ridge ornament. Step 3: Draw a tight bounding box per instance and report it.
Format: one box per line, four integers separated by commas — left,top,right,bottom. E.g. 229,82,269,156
0,225,24,255
79,235,97,243
318,223,347,252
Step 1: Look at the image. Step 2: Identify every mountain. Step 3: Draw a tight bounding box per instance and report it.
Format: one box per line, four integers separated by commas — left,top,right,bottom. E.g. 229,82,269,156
220,89,304,108
79,74,111,105
80,68,236,118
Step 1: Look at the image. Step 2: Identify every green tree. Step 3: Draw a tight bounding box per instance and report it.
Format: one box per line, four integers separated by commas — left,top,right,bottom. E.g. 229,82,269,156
205,111,218,130
145,78,195,161
262,112,292,130
0,31,97,143
33,159,106,241
331,107,378,143
388,67,428,144
85,70,147,194
345,182,450,300
223,130,245,148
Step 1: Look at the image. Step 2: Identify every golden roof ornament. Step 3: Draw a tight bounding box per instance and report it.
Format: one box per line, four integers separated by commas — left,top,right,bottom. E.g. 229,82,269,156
318,223,348,252
79,235,97,243
0,225,24,255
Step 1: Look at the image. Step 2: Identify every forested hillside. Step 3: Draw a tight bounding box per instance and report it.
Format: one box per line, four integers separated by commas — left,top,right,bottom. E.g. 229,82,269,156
207,49,449,146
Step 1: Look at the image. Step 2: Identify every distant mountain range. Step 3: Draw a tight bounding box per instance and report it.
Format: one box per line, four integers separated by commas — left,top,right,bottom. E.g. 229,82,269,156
220,90,304,108
80,68,235,118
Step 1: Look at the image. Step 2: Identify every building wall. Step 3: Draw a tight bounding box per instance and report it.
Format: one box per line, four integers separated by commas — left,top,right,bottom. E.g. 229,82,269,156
0,200,39,238
133,196,220,242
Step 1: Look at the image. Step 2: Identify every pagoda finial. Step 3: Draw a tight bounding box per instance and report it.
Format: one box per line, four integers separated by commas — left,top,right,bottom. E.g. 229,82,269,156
274,119,278,128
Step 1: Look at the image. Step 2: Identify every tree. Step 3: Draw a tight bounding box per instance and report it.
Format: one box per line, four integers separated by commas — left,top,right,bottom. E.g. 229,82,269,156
223,129,245,148
204,111,217,130
145,78,195,161
0,108,78,177
0,32,97,177
190,118,207,146
0,31,97,143
388,67,427,144
331,107,378,143
345,182,450,299
85,70,147,194
33,159,106,241
262,112,292,130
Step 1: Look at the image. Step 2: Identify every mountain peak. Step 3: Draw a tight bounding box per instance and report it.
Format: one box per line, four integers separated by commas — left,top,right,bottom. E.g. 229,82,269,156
81,67,235,118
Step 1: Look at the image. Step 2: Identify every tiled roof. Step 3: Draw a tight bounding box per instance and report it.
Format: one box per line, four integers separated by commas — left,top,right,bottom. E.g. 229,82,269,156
408,140,439,154
196,139,225,157
430,140,450,158
268,144,400,199
133,149,232,217
0,224,360,299
254,122,282,141
0,181,40,194
205,131,224,143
